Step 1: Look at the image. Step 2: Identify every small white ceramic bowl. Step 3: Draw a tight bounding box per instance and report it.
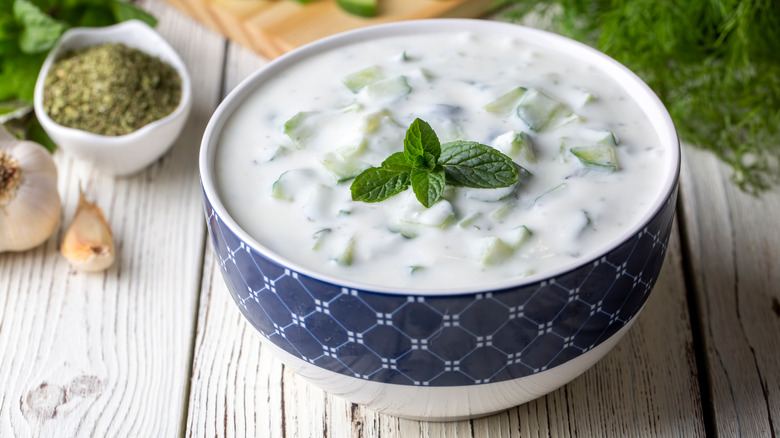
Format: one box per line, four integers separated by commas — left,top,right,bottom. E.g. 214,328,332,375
34,20,192,175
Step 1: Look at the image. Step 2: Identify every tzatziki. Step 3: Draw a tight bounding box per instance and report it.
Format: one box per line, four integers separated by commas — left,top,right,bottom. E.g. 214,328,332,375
215,31,670,290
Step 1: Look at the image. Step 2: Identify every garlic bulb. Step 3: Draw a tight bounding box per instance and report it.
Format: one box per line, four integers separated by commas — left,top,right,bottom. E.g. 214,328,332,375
0,126,61,252
61,186,115,272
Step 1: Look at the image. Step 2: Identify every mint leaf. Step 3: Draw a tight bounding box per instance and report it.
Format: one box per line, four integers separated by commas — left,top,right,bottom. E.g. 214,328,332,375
350,166,411,203
110,0,157,27
403,118,440,170
13,0,68,54
410,166,445,208
350,119,523,208
381,151,412,172
440,140,520,188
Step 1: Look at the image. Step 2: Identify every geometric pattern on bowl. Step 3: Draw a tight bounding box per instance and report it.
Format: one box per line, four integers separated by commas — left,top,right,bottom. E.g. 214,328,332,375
204,185,677,387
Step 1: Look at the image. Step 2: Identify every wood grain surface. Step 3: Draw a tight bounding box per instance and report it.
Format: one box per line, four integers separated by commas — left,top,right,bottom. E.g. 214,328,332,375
679,146,780,437
162,0,491,59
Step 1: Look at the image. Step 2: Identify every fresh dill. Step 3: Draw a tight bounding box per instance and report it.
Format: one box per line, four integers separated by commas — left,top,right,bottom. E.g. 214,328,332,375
497,0,780,194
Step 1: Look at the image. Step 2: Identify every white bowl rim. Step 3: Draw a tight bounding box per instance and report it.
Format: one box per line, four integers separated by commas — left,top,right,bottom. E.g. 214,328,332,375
33,19,192,145
199,18,681,297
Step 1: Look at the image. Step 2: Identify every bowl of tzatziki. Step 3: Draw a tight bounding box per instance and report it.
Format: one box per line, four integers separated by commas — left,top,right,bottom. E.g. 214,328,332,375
199,19,679,420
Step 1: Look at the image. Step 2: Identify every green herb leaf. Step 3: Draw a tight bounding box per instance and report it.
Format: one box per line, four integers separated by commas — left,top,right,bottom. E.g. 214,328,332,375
410,166,445,208
440,140,520,188
381,151,412,172
0,52,46,103
13,0,68,54
497,0,780,193
350,166,411,203
110,0,157,27
351,119,522,208
404,118,440,170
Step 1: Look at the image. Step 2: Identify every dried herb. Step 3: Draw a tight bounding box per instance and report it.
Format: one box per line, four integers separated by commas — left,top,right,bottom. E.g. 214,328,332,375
43,42,181,136
497,0,780,194
0,0,157,147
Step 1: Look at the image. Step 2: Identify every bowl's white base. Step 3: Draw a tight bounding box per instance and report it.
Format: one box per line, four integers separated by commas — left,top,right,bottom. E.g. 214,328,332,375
256,316,638,421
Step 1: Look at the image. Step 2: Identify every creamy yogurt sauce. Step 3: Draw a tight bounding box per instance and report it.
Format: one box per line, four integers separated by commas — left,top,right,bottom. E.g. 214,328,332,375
215,31,669,290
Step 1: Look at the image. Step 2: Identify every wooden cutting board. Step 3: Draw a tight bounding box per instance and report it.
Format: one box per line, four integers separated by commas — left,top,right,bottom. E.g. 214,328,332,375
162,0,491,59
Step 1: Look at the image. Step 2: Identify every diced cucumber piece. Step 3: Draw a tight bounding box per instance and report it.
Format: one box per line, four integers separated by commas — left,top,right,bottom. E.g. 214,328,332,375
458,212,482,228
493,130,536,163
303,184,335,222
516,88,566,131
312,228,331,250
490,202,514,220
395,51,409,62
340,102,363,113
579,128,618,146
337,0,376,17
342,65,383,93
465,183,517,202
570,144,619,170
478,237,514,265
364,76,411,101
387,222,418,239
360,109,397,134
408,265,425,275
283,111,318,147
406,68,434,82
571,87,596,108
484,86,527,115
548,112,583,129
533,182,567,206
398,196,454,227
506,225,532,249
332,236,355,266
271,169,313,201
319,152,367,182
336,135,367,159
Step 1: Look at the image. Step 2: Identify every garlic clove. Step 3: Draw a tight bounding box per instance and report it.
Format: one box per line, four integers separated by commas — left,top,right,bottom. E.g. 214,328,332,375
61,187,115,272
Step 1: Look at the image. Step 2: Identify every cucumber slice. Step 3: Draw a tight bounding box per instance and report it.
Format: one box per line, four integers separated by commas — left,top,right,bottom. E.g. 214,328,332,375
336,136,367,159
571,87,596,108
283,111,318,147
319,152,367,182
458,212,482,228
516,88,565,131
303,184,335,222
490,202,514,220
465,183,516,202
533,182,567,206
360,109,397,134
340,102,363,113
271,169,313,201
342,65,383,93
398,196,454,227
312,228,331,250
332,236,355,266
364,76,411,101
493,130,536,163
484,86,527,115
570,144,619,170
478,237,514,265
337,0,376,17
506,225,532,249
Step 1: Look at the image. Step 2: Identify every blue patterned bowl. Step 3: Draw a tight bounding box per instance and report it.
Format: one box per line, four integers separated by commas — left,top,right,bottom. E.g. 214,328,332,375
199,19,680,420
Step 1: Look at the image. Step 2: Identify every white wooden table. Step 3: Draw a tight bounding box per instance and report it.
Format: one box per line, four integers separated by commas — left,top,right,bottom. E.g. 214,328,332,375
1,2,778,436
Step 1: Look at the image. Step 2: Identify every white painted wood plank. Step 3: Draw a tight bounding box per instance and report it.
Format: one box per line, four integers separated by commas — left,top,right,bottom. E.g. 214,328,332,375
0,2,223,436
679,145,780,437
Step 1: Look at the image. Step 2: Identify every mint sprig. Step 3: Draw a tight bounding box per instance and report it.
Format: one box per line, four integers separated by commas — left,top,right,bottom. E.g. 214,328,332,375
350,118,521,208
